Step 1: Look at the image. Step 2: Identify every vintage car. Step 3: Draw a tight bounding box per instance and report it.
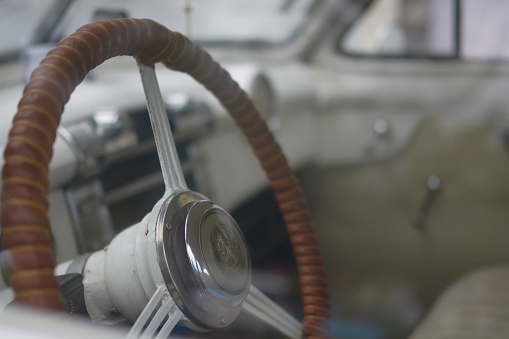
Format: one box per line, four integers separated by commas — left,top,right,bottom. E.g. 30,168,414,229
1,0,509,338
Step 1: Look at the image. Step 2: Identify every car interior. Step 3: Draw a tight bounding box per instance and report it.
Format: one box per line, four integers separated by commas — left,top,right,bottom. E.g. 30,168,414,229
1,1,509,338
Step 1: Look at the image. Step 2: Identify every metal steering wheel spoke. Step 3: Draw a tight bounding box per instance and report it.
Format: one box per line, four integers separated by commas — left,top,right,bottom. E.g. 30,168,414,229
243,285,302,339
138,64,187,197
127,286,183,339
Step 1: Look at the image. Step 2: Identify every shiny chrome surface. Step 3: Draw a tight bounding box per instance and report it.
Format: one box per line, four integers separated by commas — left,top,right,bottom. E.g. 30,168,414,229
156,191,251,331
138,64,187,196
186,201,251,300
58,107,138,179
413,175,442,229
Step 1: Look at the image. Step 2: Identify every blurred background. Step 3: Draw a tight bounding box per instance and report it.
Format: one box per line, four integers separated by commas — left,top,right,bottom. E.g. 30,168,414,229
1,0,509,338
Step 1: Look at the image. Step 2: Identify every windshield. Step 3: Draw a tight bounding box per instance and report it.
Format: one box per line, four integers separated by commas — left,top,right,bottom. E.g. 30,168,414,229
0,0,324,68
60,0,318,46
0,0,62,56
0,0,320,57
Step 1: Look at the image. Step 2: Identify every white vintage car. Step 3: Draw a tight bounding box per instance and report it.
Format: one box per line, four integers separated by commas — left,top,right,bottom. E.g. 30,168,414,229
1,0,509,338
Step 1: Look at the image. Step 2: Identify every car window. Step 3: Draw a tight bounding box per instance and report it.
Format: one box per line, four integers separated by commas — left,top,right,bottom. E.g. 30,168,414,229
339,0,509,60
461,1,509,59
55,0,321,47
0,0,60,55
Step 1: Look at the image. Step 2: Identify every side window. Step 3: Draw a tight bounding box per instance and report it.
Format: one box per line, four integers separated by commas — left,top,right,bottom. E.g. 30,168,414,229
461,1,509,59
339,0,508,60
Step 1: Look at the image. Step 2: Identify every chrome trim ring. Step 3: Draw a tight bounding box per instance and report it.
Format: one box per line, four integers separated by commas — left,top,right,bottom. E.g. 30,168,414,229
156,191,251,331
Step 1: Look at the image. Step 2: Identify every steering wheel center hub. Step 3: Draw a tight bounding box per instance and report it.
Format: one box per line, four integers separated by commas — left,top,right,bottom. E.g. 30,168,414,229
156,191,251,330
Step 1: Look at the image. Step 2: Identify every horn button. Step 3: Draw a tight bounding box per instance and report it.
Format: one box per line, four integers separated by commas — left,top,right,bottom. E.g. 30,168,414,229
156,192,251,330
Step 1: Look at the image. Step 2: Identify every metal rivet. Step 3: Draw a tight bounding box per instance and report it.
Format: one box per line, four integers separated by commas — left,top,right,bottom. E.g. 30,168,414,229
165,223,171,230
220,317,226,326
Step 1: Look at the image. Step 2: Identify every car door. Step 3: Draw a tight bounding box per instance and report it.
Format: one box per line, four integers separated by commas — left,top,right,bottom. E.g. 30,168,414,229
301,0,509,336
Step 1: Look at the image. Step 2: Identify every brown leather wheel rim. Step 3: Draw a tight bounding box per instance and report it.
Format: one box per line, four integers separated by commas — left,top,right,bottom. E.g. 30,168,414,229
0,18,331,338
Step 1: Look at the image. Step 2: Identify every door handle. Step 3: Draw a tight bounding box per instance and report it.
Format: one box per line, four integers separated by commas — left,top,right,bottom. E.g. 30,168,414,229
413,175,441,229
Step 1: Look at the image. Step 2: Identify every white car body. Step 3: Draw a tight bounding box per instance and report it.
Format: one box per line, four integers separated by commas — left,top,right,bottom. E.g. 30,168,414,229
1,0,509,337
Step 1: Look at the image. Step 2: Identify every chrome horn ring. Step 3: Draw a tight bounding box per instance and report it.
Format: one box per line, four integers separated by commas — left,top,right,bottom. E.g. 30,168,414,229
156,191,251,330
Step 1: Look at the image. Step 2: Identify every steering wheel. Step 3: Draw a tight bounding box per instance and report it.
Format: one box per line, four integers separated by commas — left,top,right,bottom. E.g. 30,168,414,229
1,19,330,338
